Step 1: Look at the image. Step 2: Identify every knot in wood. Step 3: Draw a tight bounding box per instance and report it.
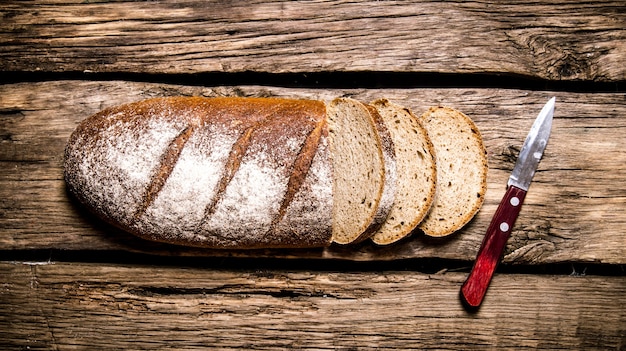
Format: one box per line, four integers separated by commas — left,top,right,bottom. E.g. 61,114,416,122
550,52,592,80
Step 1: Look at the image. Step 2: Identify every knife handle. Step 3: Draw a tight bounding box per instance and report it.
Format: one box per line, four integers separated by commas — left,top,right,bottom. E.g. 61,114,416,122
461,185,527,308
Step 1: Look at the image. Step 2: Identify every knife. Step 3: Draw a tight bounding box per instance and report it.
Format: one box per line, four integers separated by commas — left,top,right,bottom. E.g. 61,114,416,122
461,97,556,308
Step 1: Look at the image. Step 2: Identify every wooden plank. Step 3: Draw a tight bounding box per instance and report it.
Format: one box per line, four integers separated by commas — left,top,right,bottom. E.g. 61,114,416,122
0,261,624,350
1,0,625,81
1,81,625,263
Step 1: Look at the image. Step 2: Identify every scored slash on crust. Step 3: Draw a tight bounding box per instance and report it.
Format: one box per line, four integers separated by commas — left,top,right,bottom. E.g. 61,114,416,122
198,125,255,223
133,124,196,221
269,117,327,231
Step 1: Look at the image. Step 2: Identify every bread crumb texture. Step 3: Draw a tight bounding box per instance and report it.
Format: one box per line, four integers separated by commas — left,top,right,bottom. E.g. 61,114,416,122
370,99,437,245
327,98,385,245
417,106,488,237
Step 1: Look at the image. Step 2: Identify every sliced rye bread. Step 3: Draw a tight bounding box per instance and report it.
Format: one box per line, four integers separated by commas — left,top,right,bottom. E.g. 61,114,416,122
369,99,437,245
417,106,488,237
65,95,485,249
327,97,389,244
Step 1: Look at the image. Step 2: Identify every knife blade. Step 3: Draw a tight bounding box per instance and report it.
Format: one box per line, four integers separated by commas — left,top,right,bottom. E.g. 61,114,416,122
460,97,556,308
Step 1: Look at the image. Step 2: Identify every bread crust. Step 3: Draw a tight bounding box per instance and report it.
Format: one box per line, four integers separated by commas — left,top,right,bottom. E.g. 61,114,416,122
64,97,333,249
358,104,397,240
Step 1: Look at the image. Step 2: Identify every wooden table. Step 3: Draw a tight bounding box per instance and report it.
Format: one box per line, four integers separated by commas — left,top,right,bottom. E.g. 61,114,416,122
1,1,625,349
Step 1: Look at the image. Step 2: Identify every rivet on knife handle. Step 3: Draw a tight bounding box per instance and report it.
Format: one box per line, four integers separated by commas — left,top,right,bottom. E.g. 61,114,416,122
461,185,526,307
461,97,555,309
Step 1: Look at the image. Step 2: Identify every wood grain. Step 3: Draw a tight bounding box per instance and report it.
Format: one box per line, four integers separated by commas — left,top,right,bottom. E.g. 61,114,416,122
0,261,624,350
1,0,624,81
1,81,625,264
2,2,623,350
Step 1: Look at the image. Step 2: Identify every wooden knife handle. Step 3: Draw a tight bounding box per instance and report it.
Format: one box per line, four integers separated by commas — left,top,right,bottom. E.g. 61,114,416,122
461,185,527,308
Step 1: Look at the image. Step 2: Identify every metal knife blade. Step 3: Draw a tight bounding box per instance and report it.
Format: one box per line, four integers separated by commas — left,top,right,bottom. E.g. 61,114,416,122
460,97,556,309
509,97,556,191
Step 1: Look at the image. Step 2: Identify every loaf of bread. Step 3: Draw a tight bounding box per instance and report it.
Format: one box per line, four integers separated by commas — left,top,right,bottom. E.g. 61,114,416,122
64,96,487,249
65,96,392,248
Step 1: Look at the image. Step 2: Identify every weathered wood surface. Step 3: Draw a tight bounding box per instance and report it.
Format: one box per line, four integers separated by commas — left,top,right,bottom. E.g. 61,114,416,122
0,261,623,350
1,0,625,81
1,1,624,350
1,81,624,264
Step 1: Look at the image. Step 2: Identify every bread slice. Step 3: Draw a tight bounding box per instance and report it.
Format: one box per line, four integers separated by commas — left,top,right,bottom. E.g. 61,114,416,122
417,106,488,237
356,104,397,238
327,97,387,244
369,99,437,245
362,104,397,238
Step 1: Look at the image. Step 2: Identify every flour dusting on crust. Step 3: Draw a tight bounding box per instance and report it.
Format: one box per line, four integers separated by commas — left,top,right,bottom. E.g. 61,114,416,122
136,123,240,241
274,132,333,245
66,110,188,227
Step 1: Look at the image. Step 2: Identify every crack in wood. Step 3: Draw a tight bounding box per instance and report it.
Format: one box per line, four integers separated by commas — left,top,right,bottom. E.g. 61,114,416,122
504,240,556,264
28,265,61,351
127,286,353,300
0,108,26,116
